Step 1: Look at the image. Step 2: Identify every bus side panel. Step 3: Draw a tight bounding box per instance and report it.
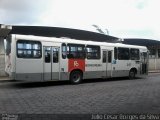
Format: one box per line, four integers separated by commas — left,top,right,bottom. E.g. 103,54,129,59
112,60,130,77
60,57,69,80
84,59,103,79
15,59,43,81
15,39,43,81
131,60,141,76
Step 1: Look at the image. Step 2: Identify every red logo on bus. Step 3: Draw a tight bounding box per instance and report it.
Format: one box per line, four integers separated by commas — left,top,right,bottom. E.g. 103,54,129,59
68,59,85,72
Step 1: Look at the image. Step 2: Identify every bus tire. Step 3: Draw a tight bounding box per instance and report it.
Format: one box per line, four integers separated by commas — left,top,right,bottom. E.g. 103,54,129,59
70,71,82,84
129,69,136,79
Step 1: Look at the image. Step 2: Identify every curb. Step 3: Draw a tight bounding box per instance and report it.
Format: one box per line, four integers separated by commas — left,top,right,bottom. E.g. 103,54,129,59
148,71,160,73
0,77,11,81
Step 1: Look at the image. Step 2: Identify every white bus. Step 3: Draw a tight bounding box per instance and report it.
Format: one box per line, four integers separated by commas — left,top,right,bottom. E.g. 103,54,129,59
5,34,148,84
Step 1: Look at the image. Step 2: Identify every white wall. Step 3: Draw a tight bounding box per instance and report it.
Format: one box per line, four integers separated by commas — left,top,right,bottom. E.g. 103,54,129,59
149,59,156,70
148,48,160,71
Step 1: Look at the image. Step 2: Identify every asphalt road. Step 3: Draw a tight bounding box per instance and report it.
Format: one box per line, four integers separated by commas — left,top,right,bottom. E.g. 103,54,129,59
0,74,160,119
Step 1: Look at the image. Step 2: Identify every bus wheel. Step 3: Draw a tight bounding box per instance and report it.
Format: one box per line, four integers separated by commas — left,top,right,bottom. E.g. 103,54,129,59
129,69,136,79
70,71,82,84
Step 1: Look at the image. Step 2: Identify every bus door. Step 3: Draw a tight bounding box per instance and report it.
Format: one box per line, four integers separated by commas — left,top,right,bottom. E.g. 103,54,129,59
102,50,113,78
43,46,60,81
140,52,148,74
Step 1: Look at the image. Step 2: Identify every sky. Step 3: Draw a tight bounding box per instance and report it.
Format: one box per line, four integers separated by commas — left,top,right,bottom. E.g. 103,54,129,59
0,0,160,40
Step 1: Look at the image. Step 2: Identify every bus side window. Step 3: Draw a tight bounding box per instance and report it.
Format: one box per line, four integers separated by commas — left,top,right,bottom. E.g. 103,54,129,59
86,45,100,59
108,51,112,63
45,47,51,63
102,51,107,63
130,48,140,60
114,47,117,60
17,40,42,59
118,47,130,60
62,43,67,59
67,44,85,59
53,48,59,63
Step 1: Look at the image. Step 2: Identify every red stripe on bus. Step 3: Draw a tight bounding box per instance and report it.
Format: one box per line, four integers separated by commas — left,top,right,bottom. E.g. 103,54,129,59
68,59,85,72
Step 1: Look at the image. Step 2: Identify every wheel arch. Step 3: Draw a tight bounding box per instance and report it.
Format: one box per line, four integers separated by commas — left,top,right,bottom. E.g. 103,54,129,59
69,69,84,84
70,69,83,79
129,67,137,74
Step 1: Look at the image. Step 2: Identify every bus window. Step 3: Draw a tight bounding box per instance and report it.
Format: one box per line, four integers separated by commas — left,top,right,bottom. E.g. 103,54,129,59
114,47,117,60
108,51,112,63
130,49,140,60
86,45,100,59
118,47,129,60
17,40,42,58
33,50,41,58
62,43,67,59
53,48,59,63
67,44,85,59
24,50,32,58
102,51,107,63
45,47,51,63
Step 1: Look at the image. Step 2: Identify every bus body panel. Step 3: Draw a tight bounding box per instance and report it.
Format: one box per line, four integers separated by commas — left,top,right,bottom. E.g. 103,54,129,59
15,38,43,81
6,34,148,82
84,59,103,79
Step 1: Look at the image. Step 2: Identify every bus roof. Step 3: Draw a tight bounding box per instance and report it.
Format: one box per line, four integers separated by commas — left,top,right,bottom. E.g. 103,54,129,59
9,26,120,43
12,34,147,50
